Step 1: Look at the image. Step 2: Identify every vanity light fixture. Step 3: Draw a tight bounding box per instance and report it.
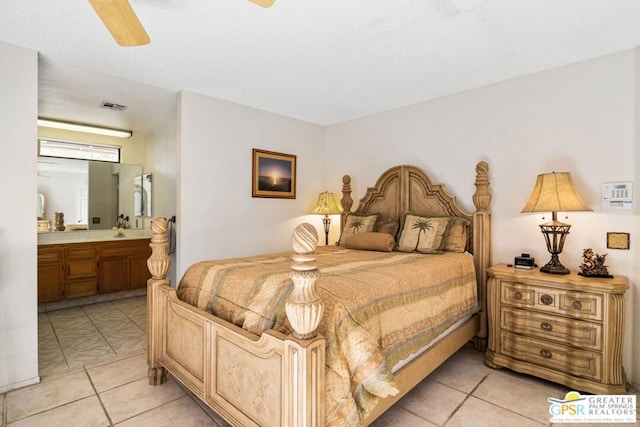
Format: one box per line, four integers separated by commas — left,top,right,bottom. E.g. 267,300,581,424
37,118,132,139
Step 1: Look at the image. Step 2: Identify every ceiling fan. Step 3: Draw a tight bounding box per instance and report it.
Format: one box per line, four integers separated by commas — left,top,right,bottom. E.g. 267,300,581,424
88,0,275,47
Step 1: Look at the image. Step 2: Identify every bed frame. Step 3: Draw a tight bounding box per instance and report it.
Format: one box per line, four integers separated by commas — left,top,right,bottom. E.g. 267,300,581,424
147,161,491,426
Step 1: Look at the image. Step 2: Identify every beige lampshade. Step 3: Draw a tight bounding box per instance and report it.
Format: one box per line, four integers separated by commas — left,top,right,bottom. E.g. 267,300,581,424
311,192,342,215
521,172,592,213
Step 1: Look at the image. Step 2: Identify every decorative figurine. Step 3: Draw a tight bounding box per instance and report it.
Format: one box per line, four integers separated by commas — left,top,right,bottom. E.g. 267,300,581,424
579,248,612,278
54,212,65,231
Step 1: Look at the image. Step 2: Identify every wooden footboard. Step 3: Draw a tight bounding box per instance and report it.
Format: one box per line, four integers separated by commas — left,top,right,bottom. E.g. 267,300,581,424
147,219,325,426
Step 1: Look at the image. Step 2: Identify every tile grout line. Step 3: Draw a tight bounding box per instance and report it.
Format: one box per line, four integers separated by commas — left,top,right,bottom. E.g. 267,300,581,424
180,383,226,426
83,300,147,356
117,302,146,334
390,371,487,426
81,303,121,355
46,311,73,370
83,367,115,427
462,370,553,427
439,371,492,426
5,387,104,424
114,393,192,426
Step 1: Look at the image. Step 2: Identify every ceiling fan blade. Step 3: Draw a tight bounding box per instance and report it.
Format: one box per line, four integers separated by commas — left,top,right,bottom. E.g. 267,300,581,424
88,0,150,46
249,0,275,8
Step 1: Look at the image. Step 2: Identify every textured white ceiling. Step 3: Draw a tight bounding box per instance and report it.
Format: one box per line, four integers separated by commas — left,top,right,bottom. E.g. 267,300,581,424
3,0,640,131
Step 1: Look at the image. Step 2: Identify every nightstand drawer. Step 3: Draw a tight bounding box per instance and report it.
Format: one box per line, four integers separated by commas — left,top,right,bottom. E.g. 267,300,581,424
500,307,602,350
501,282,536,306
501,282,603,321
500,331,602,381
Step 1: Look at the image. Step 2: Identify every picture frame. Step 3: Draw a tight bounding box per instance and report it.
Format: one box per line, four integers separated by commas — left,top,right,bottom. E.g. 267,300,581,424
606,232,630,250
252,149,297,199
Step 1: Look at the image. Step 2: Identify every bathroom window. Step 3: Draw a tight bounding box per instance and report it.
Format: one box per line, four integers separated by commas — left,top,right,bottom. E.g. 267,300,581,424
38,139,121,163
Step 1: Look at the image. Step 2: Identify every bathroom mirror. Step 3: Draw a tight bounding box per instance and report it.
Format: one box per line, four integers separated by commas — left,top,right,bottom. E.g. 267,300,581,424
37,192,46,219
37,157,142,230
134,173,152,217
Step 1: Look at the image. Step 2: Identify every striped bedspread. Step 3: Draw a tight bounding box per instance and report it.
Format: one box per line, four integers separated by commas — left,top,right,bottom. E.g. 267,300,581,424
177,247,479,426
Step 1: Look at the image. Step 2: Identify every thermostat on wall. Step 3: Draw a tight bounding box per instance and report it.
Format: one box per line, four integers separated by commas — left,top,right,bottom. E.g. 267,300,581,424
602,182,633,210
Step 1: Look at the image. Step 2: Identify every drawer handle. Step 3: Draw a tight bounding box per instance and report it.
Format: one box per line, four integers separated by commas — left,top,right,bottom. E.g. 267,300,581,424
540,294,554,305
572,301,582,310
540,322,553,332
540,349,553,359
513,291,523,300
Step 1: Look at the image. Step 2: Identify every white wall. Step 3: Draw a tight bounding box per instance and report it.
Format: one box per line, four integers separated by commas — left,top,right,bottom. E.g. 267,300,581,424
0,42,39,393
326,50,639,386
176,91,327,278
143,101,178,283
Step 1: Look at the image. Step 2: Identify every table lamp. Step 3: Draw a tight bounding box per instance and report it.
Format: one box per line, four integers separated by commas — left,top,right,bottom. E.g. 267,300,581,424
521,172,591,274
311,191,342,245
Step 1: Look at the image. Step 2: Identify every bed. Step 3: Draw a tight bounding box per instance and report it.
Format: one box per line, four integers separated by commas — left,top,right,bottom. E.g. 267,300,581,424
147,161,491,426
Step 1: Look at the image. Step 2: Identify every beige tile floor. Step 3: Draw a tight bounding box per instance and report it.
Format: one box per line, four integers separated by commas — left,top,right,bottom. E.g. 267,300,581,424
1,296,638,426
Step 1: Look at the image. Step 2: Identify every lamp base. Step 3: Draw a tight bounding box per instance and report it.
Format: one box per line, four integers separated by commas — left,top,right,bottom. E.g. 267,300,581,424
321,215,331,246
538,217,571,275
540,255,570,275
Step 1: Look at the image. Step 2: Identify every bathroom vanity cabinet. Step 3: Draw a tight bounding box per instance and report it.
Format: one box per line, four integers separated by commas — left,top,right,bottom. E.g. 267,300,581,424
37,238,151,303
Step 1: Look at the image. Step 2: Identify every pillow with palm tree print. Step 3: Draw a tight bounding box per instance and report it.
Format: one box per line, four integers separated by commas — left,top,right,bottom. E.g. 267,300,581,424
396,214,452,253
339,213,379,245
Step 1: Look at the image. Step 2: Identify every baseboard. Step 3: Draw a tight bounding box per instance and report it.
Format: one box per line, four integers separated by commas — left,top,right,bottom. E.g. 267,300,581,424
0,375,40,394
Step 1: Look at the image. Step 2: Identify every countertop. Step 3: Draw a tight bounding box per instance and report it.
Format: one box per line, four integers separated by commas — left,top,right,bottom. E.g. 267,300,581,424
38,229,153,245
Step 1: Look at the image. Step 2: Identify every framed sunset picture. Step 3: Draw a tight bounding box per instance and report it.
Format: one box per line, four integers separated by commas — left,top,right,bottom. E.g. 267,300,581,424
252,149,297,199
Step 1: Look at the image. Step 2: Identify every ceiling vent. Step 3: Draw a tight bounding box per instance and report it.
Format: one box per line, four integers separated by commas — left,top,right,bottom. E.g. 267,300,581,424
100,101,128,111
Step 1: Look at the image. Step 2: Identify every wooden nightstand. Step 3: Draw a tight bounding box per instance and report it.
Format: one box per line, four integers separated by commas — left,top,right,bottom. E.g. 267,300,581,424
485,263,629,394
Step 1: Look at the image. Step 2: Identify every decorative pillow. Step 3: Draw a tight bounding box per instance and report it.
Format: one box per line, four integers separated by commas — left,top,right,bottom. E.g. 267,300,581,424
396,214,451,254
339,213,378,245
444,217,470,253
345,232,395,252
375,218,399,238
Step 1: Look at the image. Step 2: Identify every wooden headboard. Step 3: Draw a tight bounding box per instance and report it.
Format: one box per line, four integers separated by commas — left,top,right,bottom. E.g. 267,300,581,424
339,161,492,347
340,162,490,252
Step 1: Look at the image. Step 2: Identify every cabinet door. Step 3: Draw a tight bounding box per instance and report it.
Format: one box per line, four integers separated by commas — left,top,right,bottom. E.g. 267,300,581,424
99,258,129,293
129,255,151,289
38,264,64,303
38,246,64,303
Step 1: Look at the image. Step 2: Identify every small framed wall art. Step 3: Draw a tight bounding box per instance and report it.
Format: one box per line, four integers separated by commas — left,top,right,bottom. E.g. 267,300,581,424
252,149,297,199
606,232,630,250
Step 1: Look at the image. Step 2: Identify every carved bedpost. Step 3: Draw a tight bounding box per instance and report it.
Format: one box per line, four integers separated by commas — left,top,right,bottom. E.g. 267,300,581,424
340,175,353,230
286,223,324,340
148,217,171,385
473,161,491,213
472,161,491,351
148,218,171,279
